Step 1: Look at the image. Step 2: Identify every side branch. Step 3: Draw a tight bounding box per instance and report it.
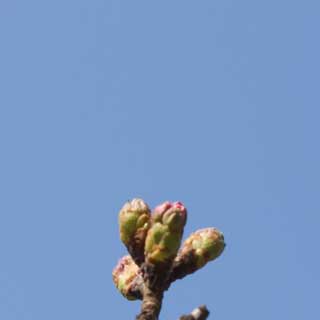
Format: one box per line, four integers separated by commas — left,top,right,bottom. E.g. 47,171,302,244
179,305,210,320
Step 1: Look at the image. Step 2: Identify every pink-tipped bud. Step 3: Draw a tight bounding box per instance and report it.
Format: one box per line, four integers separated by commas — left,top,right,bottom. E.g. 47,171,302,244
153,201,187,230
144,201,187,264
112,255,143,301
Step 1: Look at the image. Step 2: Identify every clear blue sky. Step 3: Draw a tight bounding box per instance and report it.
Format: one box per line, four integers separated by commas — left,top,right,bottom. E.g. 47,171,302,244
0,1,319,319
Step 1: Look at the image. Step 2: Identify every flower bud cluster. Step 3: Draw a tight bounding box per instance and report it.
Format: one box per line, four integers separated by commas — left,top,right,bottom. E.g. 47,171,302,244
113,198,225,301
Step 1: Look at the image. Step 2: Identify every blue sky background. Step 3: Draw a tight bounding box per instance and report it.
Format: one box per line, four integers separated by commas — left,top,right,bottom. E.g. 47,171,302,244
1,1,319,319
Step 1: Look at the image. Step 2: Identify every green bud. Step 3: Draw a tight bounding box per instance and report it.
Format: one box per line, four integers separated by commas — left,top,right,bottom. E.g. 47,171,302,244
145,201,187,264
179,227,225,269
112,255,143,301
119,199,151,264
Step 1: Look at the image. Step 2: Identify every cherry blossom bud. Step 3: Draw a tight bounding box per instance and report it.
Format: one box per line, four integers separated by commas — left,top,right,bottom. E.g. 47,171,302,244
145,201,187,264
180,227,225,269
112,255,143,301
119,198,151,265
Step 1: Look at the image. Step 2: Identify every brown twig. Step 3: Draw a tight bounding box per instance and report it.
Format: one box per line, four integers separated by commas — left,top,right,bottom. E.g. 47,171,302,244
131,252,198,299
136,262,171,320
135,262,211,320
136,285,163,320
167,251,198,289
179,305,210,320
132,258,212,320
127,242,145,267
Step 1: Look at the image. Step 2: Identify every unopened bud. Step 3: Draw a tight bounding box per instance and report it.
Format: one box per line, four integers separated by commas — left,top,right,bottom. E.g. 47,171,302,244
112,255,143,301
179,227,225,269
119,198,151,265
145,201,187,264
